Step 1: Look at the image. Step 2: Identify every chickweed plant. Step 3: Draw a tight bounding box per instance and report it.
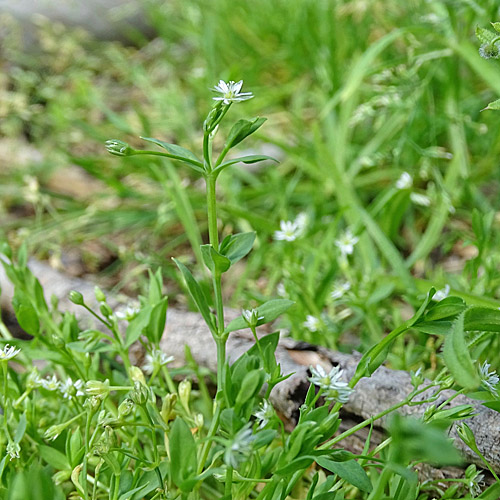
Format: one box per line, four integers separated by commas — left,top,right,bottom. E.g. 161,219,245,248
1,81,500,500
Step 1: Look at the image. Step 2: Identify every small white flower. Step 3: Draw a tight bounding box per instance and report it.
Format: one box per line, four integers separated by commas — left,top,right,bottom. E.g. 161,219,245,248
309,364,354,403
6,442,20,460
143,349,174,375
60,378,85,400
433,284,450,302
0,344,21,361
211,80,253,105
277,282,287,297
115,306,140,321
41,375,60,391
242,309,264,327
303,315,321,332
331,281,351,300
225,426,256,468
396,172,413,190
254,400,274,429
479,361,499,396
274,214,306,242
335,229,359,256
410,192,431,207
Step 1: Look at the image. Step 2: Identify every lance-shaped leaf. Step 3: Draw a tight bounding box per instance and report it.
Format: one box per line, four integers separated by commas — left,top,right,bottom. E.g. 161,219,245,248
173,258,216,333
224,117,266,151
140,137,204,172
482,98,500,111
200,244,231,275
219,232,255,264
443,311,480,390
224,299,294,334
464,306,500,332
213,154,277,175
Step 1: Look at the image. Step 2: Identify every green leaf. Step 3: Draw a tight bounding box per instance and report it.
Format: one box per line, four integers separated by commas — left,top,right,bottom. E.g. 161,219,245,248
140,137,204,172
224,299,294,334
475,26,496,45
235,369,265,412
12,290,39,336
214,154,277,174
316,457,372,493
443,312,480,390
118,484,149,500
275,456,315,475
144,297,168,345
482,98,500,111
224,117,267,150
39,445,70,471
125,305,152,348
423,296,466,321
465,307,500,331
66,428,84,468
13,413,27,444
173,258,216,333
169,418,197,489
479,482,500,499
200,244,231,275
219,232,256,264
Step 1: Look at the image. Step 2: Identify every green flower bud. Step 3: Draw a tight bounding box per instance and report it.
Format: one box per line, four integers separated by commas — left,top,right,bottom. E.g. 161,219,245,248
94,286,106,303
178,380,192,413
194,413,204,429
130,380,149,406
99,303,113,319
86,379,110,397
118,398,135,418
69,290,84,306
161,393,177,424
53,470,71,485
105,139,134,157
129,366,146,386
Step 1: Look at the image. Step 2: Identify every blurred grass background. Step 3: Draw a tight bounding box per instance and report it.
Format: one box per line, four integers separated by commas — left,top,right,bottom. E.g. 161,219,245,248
1,0,500,373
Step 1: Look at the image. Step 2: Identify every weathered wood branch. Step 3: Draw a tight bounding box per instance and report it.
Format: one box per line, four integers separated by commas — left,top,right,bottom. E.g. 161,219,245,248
1,258,499,479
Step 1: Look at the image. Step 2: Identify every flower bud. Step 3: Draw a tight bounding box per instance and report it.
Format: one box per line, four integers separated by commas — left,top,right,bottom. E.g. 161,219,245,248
69,290,84,306
194,413,204,429
86,379,110,397
94,286,106,303
242,309,263,329
161,393,177,424
99,303,113,319
129,366,146,386
130,380,149,406
118,398,135,418
178,380,192,413
105,140,134,157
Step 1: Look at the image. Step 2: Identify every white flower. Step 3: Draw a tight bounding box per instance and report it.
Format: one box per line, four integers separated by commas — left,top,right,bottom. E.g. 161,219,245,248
115,306,140,321
479,361,499,396
224,426,256,468
309,365,354,404
6,442,20,460
0,344,21,361
274,213,307,242
143,349,174,375
41,375,60,391
396,172,413,190
433,284,450,302
335,229,359,256
277,282,287,297
331,281,351,300
242,309,264,327
410,192,431,207
254,400,274,429
60,378,85,400
211,80,253,104
303,315,321,332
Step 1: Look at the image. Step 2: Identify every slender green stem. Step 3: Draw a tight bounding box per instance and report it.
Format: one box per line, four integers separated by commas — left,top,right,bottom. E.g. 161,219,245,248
225,466,233,498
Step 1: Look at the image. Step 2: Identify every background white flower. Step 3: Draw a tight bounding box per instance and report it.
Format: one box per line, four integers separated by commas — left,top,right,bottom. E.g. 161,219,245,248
331,281,351,300
303,315,321,332
254,400,274,428
143,349,174,375
335,229,359,256
433,284,450,301
479,361,499,396
396,172,413,189
410,192,431,207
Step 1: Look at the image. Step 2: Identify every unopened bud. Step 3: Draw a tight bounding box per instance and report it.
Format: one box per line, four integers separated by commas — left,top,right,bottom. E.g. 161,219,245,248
129,366,146,386
86,380,110,397
99,303,113,319
161,393,177,424
178,380,192,413
69,290,84,306
130,380,149,406
105,139,134,157
94,286,106,303
118,398,135,418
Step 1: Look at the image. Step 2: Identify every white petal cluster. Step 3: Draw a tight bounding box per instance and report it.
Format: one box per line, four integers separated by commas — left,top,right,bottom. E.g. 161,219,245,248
396,172,413,190
254,400,274,429
433,284,450,302
303,315,321,332
335,229,359,256
60,377,85,400
479,361,499,396
331,281,351,300
41,375,60,391
143,349,174,375
309,365,354,404
0,344,21,361
274,213,308,242
212,80,253,104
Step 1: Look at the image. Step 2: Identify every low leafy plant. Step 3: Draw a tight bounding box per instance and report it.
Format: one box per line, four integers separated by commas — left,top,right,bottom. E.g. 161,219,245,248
0,81,499,500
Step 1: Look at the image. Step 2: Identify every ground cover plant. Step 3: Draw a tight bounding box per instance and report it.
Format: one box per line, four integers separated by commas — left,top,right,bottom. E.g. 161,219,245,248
1,0,500,498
